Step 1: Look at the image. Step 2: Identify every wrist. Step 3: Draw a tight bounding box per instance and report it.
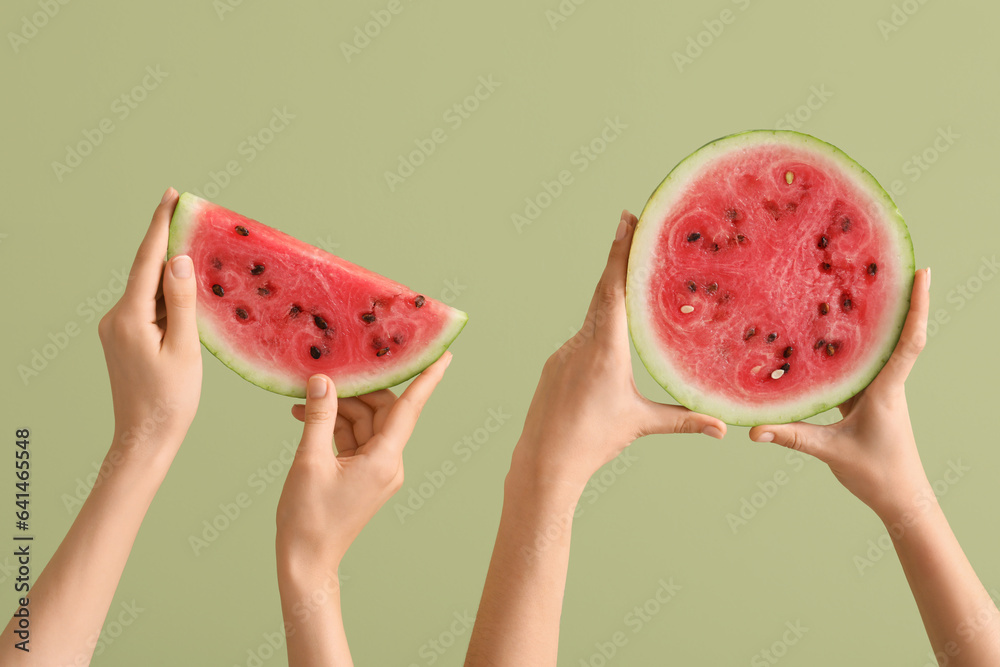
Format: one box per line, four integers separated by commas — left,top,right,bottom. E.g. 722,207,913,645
509,438,590,500
874,478,939,529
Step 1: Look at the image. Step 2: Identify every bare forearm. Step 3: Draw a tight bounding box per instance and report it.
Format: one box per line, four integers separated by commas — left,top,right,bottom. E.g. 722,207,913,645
883,488,1000,666
278,567,351,667
465,451,583,666
1,440,174,664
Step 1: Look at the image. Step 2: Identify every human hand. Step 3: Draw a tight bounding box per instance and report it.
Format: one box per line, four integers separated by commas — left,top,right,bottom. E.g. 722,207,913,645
749,268,932,522
98,188,202,456
275,353,451,582
512,210,727,491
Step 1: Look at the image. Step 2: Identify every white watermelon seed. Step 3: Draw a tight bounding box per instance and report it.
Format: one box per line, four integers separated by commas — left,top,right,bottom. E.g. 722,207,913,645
680,305,694,314
771,368,785,379
785,171,794,185
751,365,762,374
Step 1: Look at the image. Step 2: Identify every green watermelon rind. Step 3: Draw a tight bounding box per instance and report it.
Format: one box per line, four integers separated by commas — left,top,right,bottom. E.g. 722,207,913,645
167,193,468,399
626,130,915,427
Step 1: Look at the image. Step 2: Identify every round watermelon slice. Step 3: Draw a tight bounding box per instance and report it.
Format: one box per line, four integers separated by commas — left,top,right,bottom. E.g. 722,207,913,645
626,131,914,426
167,194,467,398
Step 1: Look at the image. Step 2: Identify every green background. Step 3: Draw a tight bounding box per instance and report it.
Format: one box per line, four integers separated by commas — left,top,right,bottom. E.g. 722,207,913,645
2,0,998,664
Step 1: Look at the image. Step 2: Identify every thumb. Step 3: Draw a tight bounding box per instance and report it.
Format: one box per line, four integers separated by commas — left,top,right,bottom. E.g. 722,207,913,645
749,422,830,462
638,400,727,439
297,375,338,459
163,254,199,351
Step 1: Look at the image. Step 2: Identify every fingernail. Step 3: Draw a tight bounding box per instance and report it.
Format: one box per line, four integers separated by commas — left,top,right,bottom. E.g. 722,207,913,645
702,425,724,440
615,219,627,241
171,255,193,278
444,352,453,368
161,187,174,204
307,376,327,399
756,431,775,443
926,267,932,290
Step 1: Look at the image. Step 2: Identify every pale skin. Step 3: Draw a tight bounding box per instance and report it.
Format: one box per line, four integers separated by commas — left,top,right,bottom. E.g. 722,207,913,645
0,188,202,665
464,210,728,666
276,354,452,667
464,213,1000,666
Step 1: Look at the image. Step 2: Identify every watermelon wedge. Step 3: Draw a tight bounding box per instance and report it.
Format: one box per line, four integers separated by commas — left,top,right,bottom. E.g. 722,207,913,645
626,131,914,426
167,194,467,398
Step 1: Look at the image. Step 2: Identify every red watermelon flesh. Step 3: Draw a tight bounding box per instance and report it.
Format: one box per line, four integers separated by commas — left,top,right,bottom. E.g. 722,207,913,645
627,131,914,426
168,194,467,398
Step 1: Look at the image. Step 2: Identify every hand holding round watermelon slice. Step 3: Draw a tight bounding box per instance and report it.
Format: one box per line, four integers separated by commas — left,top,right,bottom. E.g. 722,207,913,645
750,268,932,522
511,209,728,490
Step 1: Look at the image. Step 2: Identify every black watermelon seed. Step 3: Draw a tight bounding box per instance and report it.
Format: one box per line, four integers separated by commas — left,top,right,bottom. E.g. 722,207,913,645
236,308,248,320
309,346,321,359
868,263,878,276
744,327,756,341
251,264,265,275
414,295,426,308
781,363,790,372
815,339,826,350
235,226,249,236
212,284,224,297
843,298,853,311
289,305,301,317
314,315,328,330
820,302,830,315
841,217,852,232
376,347,390,357
818,236,828,249
726,209,738,220
257,287,270,296
736,234,746,243
826,343,837,356
212,258,223,269
767,332,778,343
392,334,404,345
821,262,832,271
687,280,697,293
687,232,701,242
706,282,718,294
783,346,793,358
361,312,376,323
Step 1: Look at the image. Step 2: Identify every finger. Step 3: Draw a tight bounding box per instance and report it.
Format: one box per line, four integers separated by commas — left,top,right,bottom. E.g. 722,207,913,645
123,188,179,309
374,352,451,459
162,255,199,352
337,397,375,445
356,389,398,433
589,209,638,342
296,375,339,460
333,415,360,456
749,422,831,462
638,400,727,439
873,268,930,389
